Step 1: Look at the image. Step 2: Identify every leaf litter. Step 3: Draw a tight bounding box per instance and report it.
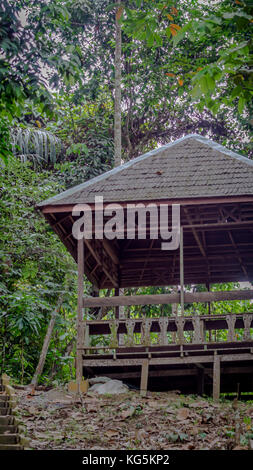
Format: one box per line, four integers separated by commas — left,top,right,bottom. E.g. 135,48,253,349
14,387,253,450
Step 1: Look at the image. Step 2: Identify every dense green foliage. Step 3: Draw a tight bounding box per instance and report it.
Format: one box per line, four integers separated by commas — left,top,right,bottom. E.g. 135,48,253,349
0,0,252,385
123,0,253,114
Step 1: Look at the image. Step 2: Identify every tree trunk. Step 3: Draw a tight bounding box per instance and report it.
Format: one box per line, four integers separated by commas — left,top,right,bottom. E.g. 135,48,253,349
114,2,125,327
114,0,122,167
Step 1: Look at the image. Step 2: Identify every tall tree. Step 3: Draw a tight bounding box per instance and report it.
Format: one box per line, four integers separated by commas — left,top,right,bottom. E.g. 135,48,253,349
114,0,123,166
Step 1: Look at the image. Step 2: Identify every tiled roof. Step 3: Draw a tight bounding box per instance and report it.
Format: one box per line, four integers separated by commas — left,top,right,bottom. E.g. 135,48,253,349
38,134,253,206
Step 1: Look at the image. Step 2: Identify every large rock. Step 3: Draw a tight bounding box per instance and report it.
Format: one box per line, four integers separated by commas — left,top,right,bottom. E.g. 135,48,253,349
88,379,128,395
88,376,112,385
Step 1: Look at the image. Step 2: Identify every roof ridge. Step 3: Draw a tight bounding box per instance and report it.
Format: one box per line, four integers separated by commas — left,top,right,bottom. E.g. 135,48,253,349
37,134,252,207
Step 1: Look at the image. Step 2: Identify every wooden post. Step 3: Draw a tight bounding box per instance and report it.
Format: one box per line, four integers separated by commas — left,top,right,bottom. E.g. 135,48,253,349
76,238,84,391
197,367,205,396
180,227,184,315
115,287,125,345
84,316,89,351
207,283,211,342
213,353,220,402
140,359,149,397
115,287,119,319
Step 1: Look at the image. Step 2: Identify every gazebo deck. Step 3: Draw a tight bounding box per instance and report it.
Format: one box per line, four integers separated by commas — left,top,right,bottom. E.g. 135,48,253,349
82,345,253,396
81,310,253,397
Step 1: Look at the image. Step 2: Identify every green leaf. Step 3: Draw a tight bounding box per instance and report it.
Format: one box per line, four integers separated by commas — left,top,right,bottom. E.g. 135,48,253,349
238,96,245,113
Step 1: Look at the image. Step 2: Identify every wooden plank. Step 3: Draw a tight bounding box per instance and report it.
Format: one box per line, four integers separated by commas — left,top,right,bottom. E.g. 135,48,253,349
82,352,253,368
213,353,221,402
40,196,253,214
82,289,253,308
98,369,198,379
140,359,149,397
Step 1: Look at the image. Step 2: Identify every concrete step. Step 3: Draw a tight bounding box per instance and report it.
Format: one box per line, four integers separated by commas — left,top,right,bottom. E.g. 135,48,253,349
0,400,9,407
0,444,23,450
0,416,14,425
0,377,26,450
0,434,19,444
0,396,9,403
0,407,10,416
0,425,18,434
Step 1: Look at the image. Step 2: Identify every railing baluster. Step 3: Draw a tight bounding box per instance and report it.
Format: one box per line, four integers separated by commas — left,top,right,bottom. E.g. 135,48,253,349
226,314,237,342
158,318,169,346
175,317,185,344
243,314,253,341
141,319,152,346
124,319,136,347
192,316,204,344
109,320,119,348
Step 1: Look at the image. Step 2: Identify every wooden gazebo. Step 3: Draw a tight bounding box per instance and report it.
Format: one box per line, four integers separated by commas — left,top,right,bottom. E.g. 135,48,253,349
38,134,253,399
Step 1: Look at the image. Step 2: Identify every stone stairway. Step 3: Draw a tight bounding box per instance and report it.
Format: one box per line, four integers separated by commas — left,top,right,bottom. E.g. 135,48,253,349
0,378,23,450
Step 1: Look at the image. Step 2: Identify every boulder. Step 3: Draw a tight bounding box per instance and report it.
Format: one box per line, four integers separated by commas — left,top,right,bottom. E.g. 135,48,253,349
88,379,128,395
88,376,112,385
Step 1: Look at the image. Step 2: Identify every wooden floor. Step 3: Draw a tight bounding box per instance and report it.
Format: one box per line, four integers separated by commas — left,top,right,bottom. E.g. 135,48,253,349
82,341,253,398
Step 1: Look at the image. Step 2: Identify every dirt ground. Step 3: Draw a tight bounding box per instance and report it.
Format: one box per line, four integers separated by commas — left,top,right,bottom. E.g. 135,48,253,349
14,386,253,450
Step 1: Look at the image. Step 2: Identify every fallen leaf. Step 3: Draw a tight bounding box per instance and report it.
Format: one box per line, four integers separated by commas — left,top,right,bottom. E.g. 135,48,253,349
121,406,136,420
165,408,175,415
105,429,119,438
135,429,146,442
189,401,210,409
187,443,195,450
86,404,98,413
177,408,190,420
189,426,200,436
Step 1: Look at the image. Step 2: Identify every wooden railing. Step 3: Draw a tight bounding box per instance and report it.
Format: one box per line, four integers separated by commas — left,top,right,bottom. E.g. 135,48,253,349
82,289,253,308
82,313,253,352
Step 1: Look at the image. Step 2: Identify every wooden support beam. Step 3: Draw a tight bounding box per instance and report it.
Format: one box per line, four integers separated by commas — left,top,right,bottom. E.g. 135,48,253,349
76,238,84,391
52,214,71,228
228,230,248,279
84,239,118,288
140,359,149,397
184,208,207,259
213,353,221,402
103,239,119,265
82,353,253,368
180,227,184,315
140,239,155,284
40,196,253,214
82,289,253,308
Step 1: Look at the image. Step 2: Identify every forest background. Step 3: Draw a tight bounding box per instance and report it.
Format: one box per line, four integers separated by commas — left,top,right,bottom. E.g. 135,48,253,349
0,0,252,385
